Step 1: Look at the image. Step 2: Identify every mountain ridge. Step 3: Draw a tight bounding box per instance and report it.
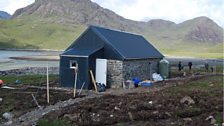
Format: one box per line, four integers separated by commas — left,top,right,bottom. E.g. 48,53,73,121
11,0,223,44
0,0,223,58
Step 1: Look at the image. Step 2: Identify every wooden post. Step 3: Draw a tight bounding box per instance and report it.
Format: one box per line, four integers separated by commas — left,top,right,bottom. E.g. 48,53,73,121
31,94,41,108
46,61,49,104
78,82,85,96
73,64,78,97
90,70,98,92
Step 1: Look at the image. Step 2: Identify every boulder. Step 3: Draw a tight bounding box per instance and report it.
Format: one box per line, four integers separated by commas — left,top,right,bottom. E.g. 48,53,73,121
180,96,195,105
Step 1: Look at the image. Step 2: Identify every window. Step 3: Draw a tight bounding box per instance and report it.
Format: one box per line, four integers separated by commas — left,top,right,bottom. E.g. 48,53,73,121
70,60,77,69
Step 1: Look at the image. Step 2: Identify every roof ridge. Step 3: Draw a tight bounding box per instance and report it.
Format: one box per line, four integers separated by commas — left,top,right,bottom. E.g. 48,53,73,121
89,25,143,37
91,26,126,60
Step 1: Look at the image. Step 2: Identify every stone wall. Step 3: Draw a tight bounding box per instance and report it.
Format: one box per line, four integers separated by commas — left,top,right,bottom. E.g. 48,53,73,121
123,59,160,81
106,59,161,88
0,67,59,76
107,60,123,88
123,60,150,80
149,59,161,77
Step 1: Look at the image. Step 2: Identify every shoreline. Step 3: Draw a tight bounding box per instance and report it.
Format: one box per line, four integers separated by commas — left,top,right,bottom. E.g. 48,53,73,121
10,56,60,61
0,49,223,61
0,48,63,52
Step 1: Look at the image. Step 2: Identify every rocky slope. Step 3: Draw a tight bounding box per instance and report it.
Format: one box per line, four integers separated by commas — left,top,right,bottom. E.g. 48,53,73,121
12,0,143,32
180,17,223,43
12,0,223,43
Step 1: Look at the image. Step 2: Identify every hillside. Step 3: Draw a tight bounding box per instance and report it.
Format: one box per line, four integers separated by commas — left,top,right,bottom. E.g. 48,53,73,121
0,0,223,58
0,11,11,19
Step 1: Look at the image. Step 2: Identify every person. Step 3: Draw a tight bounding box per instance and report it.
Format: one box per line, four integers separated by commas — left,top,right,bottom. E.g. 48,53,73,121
0,79,3,87
211,66,214,72
205,62,209,72
178,61,182,71
188,62,192,70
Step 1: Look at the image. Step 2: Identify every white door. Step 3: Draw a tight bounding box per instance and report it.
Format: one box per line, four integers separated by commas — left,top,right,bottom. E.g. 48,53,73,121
96,59,107,85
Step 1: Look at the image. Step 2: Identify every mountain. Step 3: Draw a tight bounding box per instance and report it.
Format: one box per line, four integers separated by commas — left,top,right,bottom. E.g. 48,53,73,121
179,16,223,43
12,0,223,43
0,0,223,58
12,0,142,31
0,11,11,19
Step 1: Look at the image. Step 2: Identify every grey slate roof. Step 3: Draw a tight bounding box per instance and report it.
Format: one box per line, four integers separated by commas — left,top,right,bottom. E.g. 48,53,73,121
62,47,102,57
91,26,164,59
63,25,164,59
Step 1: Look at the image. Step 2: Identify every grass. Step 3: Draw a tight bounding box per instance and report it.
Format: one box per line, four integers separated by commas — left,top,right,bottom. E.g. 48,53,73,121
0,74,59,85
171,64,223,77
166,75,223,93
37,119,71,126
0,19,86,49
0,18,223,58
158,42,223,59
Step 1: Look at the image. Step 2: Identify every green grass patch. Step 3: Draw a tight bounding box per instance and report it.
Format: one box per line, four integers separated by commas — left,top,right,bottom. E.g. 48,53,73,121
0,74,59,85
171,64,223,77
0,19,86,50
37,119,71,126
176,107,202,118
166,75,223,94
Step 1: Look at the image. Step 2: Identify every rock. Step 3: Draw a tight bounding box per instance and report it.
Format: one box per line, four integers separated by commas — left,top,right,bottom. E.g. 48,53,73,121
156,104,162,108
153,111,159,114
165,112,171,117
114,106,120,110
64,113,80,121
209,84,214,86
206,115,216,124
4,120,13,125
180,96,195,105
128,112,133,120
2,112,13,120
183,117,192,121
91,113,100,122
170,122,176,125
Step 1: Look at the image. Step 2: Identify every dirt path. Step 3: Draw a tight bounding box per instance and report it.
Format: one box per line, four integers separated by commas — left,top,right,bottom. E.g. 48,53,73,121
3,94,102,126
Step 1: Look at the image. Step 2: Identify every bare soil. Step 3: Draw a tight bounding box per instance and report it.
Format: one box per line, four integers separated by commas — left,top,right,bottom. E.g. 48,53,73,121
40,75,223,126
0,86,73,122
0,74,222,126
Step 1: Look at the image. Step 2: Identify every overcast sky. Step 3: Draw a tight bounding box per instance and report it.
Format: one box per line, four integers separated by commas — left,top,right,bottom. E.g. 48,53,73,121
0,0,223,27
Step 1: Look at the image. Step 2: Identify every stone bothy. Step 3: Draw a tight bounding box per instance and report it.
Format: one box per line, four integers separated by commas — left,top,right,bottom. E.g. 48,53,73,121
60,25,164,89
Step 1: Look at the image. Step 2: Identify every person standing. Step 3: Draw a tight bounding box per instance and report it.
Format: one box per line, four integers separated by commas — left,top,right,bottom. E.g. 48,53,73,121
178,61,182,71
188,62,193,70
205,62,209,72
0,79,3,87
211,66,214,73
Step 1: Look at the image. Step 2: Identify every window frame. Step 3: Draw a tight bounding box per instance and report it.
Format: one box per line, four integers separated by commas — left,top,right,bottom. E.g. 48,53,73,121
70,60,77,69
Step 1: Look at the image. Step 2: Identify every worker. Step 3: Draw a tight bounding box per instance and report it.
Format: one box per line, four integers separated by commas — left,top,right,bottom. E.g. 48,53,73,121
188,62,193,70
205,62,209,72
0,79,3,87
178,61,182,71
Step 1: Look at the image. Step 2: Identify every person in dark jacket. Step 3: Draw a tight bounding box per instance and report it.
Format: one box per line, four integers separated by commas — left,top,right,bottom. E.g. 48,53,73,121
188,62,192,70
178,61,182,71
205,62,209,72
